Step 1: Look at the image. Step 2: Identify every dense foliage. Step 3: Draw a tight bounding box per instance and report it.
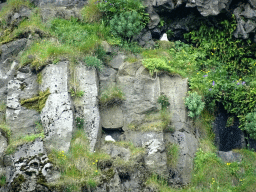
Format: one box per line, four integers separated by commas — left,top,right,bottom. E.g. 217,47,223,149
183,15,256,133
185,91,205,119
110,10,143,42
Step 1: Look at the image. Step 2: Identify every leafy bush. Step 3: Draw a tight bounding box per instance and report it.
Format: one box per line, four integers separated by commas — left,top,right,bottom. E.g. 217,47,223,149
97,0,148,26
84,55,103,70
185,91,205,119
99,85,124,107
242,112,256,139
109,10,143,42
157,94,170,109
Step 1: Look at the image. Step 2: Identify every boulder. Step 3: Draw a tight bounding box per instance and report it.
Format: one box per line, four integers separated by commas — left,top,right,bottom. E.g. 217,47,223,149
101,41,112,54
40,61,73,152
217,151,242,163
123,131,168,177
101,105,123,129
0,39,27,61
110,53,127,70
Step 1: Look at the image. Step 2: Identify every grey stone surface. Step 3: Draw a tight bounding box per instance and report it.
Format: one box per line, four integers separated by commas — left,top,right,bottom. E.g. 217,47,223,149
5,138,58,192
159,74,188,132
117,63,160,127
40,61,73,152
40,7,82,22
249,0,256,8
110,54,127,69
123,131,168,177
101,41,112,54
74,64,101,152
101,105,123,129
217,151,242,163
101,143,131,161
165,131,198,186
99,65,117,93
6,70,40,138
31,0,86,7
0,39,27,61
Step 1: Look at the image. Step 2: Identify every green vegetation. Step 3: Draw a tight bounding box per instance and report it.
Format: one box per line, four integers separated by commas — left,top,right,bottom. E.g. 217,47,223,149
128,109,172,132
0,0,33,28
81,0,102,23
242,112,256,139
0,123,11,141
166,143,179,168
48,129,111,190
75,117,84,129
20,89,50,112
97,0,148,26
0,10,49,44
0,175,6,187
185,91,205,119
110,10,143,43
0,101,6,112
84,55,103,70
99,85,124,107
2,1,256,191
70,88,84,98
158,94,170,109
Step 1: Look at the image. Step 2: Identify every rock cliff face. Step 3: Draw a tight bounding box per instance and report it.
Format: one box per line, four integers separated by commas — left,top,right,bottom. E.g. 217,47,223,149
1,0,255,191
0,41,198,190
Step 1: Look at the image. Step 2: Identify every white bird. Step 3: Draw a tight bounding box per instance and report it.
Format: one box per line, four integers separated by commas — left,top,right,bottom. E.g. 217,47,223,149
160,33,169,41
105,135,115,142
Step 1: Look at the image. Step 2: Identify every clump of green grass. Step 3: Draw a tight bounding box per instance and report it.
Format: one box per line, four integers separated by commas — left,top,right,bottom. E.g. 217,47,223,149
84,55,103,70
166,143,179,168
81,0,102,23
0,123,11,140
99,85,124,107
145,173,175,192
48,129,111,190
129,109,172,132
6,130,45,154
0,101,6,112
20,18,111,70
20,40,77,70
0,175,6,187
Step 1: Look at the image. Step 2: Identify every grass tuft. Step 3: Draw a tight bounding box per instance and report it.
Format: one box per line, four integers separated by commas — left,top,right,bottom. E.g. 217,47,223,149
99,85,124,107
48,129,111,190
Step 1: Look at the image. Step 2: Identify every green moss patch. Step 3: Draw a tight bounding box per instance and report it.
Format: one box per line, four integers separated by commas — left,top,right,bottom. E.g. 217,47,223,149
20,88,50,112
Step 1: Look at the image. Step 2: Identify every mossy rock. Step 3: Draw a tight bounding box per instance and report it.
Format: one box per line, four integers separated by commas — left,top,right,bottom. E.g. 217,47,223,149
11,174,26,191
20,88,50,112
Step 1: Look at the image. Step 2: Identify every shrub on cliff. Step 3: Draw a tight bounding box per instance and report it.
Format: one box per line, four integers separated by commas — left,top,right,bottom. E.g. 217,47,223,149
242,112,256,140
110,10,143,43
185,91,205,119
